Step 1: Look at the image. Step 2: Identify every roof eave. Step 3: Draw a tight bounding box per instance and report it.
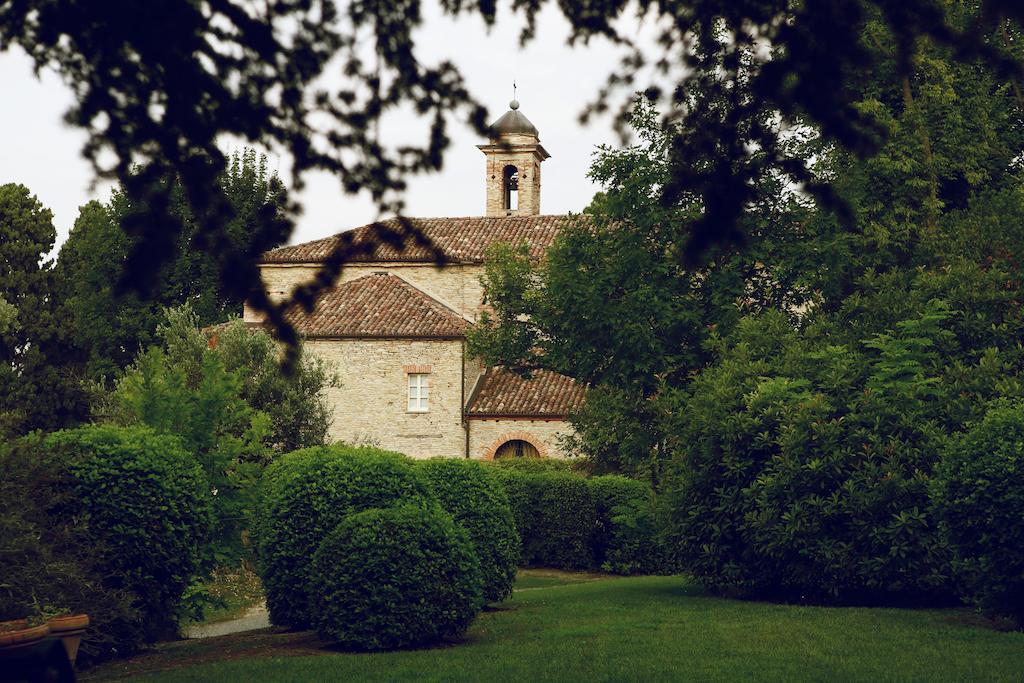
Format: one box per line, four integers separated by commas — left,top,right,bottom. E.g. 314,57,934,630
301,334,466,341
465,412,571,420
257,257,479,266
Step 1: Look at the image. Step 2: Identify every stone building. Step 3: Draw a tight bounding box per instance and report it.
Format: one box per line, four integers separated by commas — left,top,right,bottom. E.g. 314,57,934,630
245,100,585,460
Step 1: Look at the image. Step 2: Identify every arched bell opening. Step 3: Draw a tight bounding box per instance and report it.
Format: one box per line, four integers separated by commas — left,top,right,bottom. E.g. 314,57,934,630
502,164,519,211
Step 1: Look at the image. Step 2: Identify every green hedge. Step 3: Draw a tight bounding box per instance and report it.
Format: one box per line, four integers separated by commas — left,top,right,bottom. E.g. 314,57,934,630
588,475,671,574
46,425,211,642
934,402,1024,625
418,458,520,602
491,469,596,570
487,458,575,474
253,444,431,628
309,504,483,650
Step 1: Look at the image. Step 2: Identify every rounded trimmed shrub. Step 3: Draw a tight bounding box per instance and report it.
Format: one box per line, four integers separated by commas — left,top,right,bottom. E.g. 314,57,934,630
418,458,520,602
45,425,211,641
934,402,1024,625
309,504,484,650
254,444,432,627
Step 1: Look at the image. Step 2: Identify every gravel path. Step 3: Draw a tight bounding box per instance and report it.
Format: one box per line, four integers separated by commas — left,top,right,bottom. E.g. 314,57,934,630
183,603,271,639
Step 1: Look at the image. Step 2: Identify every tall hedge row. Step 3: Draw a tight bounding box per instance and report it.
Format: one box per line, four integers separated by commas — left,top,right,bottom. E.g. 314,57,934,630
487,466,664,574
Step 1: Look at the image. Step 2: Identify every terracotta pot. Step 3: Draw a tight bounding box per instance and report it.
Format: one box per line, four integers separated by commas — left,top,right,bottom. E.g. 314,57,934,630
47,614,89,665
0,622,51,654
0,619,28,633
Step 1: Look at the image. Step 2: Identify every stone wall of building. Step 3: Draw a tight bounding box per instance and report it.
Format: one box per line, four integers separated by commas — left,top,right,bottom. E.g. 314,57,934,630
467,417,574,460
247,262,486,322
306,338,468,459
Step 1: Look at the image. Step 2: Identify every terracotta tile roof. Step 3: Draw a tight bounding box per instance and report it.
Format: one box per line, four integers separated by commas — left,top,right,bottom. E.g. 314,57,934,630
285,273,468,338
261,215,576,264
466,367,586,418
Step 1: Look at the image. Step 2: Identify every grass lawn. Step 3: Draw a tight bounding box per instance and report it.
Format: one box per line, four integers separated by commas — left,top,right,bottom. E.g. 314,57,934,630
87,571,1024,682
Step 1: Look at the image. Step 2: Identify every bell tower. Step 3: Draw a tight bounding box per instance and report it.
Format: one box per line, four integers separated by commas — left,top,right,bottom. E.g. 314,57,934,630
478,100,550,217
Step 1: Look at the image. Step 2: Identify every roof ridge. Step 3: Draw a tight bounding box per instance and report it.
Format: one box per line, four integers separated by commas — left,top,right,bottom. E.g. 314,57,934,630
261,214,581,265
384,272,473,323
285,270,468,339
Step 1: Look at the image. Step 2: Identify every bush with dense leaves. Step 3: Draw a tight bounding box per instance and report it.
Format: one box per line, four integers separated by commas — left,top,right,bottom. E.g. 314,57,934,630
588,475,672,575
933,401,1024,625
45,425,212,640
667,309,957,601
418,458,520,602
486,457,575,474
309,503,483,650
491,469,596,570
253,444,432,627
0,434,145,666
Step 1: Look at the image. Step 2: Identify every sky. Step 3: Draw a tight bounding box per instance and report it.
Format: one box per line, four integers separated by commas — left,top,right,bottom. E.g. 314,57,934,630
0,3,659,251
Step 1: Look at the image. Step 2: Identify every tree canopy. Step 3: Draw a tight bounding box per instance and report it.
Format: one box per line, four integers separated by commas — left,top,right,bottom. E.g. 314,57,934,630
469,4,1024,478
4,0,1024,355
57,149,288,382
0,183,87,437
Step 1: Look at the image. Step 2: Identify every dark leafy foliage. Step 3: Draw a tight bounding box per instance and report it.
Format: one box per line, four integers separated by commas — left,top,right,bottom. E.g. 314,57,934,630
0,435,145,667
485,457,575,474
0,184,88,437
589,475,672,575
4,0,1021,358
933,402,1024,625
253,444,432,628
57,150,288,382
98,305,337,566
418,458,520,603
309,504,484,651
666,304,977,601
490,469,596,570
44,425,212,641
469,99,810,479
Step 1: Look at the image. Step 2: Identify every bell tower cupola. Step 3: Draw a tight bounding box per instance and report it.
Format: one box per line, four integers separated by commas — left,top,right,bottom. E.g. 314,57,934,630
478,99,550,217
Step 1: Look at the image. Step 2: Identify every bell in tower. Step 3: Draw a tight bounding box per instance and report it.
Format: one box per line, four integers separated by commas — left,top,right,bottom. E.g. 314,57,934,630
478,99,550,217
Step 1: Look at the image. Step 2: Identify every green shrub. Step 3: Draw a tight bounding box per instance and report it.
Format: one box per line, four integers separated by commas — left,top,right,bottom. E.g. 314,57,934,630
309,504,484,650
0,435,145,666
487,457,575,474
418,458,520,602
588,475,671,574
253,444,432,628
489,468,532,538
933,402,1024,625
491,469,596,570
45,425,211,640
668,310,954,601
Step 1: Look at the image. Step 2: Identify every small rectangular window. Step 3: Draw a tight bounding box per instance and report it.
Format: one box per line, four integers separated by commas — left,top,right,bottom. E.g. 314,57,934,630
408,373,429,412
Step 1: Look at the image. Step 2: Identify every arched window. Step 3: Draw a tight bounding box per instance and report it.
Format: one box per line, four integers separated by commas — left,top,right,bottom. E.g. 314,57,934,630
494,439,539,459
503,164,519,211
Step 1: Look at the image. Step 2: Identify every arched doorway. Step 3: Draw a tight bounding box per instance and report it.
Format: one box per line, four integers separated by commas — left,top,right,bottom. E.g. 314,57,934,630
494,438,539,459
